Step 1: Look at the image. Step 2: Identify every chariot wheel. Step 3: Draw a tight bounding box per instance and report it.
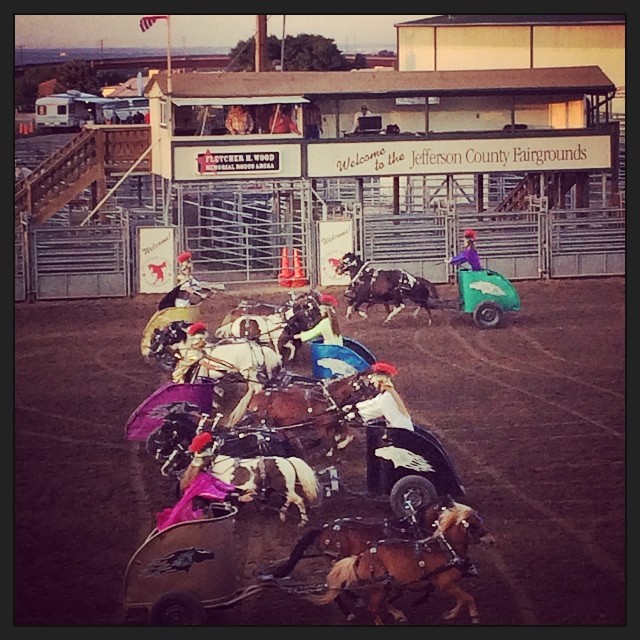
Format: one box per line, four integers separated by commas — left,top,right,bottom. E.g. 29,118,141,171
149,590,207,626
389,475,438,520
473,301,503,329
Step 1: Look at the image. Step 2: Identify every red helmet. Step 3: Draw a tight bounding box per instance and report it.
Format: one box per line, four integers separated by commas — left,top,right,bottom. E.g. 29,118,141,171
178,251,193,263
463,229,477,240
188,432,213,453
372,361,399,376
186,322,208,335
319,293,339,307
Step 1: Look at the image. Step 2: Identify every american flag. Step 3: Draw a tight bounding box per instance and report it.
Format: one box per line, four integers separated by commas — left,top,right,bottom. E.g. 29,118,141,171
139,15,168,32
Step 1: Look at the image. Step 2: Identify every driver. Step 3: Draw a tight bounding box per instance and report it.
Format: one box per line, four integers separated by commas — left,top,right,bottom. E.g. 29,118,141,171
175,251,211,307
293,293,343,346
445,228,482,271
351,361,414,432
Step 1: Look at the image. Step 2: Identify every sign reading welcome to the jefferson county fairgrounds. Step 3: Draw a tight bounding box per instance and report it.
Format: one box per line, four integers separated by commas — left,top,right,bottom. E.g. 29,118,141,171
307,135,611,178
173,145,302,181
138,226,175,294
318,220,353,287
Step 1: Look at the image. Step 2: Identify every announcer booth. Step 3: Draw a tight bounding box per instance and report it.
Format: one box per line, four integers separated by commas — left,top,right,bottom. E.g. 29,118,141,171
143,65,622,290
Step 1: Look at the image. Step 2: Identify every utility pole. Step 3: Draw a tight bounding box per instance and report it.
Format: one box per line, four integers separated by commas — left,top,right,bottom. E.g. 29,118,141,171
255,14,268,72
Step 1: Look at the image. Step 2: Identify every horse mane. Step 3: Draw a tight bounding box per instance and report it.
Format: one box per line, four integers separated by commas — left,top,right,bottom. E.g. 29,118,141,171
434,501,474,534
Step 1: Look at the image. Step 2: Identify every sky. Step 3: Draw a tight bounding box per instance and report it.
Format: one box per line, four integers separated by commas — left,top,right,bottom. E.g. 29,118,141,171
14,15,431,52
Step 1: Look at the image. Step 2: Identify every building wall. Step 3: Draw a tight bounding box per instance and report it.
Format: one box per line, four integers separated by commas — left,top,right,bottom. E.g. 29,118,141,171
397,22,625,114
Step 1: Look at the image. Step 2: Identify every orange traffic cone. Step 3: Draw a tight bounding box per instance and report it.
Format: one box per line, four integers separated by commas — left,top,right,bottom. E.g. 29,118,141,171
278,247,293,287
290,248,308,288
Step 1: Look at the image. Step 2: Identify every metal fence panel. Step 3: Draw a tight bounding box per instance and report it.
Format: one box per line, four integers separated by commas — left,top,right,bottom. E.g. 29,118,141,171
549,208,625,278
14,231,26,302
32,222,130,299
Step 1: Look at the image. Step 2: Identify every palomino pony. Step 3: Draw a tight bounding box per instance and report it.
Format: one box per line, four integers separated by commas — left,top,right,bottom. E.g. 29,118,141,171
234,368,379,457
202,440,320,527
268,499,447,579
307,500,495,625
214,291,322,362
333,252,440,325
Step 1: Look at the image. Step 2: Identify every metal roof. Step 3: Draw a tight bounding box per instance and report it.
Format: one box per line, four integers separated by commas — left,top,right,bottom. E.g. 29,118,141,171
396,14,626,27
147,67,615,101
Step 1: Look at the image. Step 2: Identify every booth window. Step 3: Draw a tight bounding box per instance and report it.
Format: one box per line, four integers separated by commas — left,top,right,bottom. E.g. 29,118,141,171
159,100,167,128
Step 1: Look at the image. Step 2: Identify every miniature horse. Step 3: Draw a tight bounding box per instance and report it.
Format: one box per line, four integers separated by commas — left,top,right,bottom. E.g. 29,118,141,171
214,291,322,362
234,368,379,458
334,252,440,324
308,500,496,625
204,442,320,527
268,498,447,579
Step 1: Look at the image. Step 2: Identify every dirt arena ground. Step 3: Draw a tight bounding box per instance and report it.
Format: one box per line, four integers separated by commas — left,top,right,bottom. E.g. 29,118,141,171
14,276,627,627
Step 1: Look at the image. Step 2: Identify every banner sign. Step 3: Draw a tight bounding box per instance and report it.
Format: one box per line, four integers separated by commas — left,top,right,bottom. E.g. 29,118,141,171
307,134,612,178
196,150,280,174
318,220,353,287
174,145,301,180
138,226,175,294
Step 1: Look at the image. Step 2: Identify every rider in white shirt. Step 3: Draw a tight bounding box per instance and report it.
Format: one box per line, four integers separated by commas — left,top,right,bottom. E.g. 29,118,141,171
354,361,414,431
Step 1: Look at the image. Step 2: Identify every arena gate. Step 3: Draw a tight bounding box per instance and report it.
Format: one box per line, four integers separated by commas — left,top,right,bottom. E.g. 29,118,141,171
175,179,313,286
15,171,624,302
18,212,131,301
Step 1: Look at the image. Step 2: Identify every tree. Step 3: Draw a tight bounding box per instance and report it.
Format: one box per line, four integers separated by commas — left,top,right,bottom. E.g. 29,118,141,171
227,33,351,72
14,66,57,112
56,60,102,95
351,53,368,70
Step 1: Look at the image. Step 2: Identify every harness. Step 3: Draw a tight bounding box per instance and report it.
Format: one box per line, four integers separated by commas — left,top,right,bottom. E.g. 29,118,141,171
249,379,340,432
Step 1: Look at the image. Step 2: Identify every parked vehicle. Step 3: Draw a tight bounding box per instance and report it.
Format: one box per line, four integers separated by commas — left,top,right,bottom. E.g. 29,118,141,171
35,91,102,132
35,91,149,132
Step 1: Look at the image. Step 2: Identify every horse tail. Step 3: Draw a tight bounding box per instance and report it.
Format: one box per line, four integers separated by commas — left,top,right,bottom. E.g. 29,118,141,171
287,457,320,504
269,527,324,578
306,556,358,605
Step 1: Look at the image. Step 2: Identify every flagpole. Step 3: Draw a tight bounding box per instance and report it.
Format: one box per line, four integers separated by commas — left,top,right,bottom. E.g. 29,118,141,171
166,15,172,96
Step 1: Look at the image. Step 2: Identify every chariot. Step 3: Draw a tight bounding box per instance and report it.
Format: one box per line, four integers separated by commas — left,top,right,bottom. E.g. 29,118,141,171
441,267,521,329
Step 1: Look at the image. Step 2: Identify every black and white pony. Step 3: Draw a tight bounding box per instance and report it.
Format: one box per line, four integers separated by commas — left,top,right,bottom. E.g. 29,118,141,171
214,290,323,362
334,252,440,324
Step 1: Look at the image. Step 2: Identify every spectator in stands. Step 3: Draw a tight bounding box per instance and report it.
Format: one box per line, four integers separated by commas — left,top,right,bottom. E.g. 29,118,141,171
225,105,254,135
269,104,300,134
304,102,323,139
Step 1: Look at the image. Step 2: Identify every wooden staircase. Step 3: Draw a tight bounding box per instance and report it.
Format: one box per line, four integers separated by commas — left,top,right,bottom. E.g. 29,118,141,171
15,125,151,227
495,171,584,212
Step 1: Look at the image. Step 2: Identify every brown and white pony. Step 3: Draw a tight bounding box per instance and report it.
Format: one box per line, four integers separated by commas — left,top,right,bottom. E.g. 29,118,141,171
204,447,320,527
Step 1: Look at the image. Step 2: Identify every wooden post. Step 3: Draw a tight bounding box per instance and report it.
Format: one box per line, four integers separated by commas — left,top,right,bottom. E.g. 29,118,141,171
255,15,268,72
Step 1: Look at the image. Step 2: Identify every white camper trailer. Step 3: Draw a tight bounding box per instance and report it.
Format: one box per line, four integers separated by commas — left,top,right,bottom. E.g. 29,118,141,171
34,91,112,132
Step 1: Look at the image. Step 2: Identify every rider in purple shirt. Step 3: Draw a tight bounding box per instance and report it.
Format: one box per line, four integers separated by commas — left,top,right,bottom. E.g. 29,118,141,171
447,228,482,271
